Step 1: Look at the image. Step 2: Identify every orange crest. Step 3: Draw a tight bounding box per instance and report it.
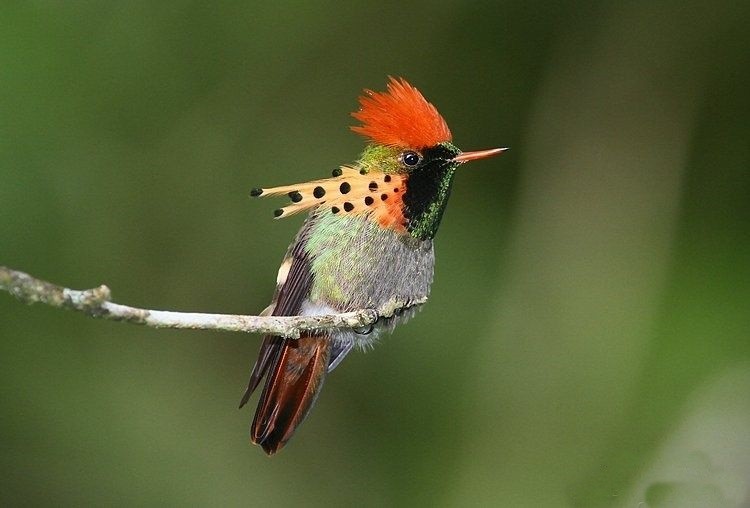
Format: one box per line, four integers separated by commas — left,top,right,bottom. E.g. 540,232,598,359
351,77,452,148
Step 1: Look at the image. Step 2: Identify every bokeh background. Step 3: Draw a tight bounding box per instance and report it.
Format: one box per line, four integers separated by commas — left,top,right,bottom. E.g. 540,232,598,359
2,2,749,506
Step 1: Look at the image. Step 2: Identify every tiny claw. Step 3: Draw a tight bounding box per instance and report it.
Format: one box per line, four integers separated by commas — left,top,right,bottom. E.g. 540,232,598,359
354,323,374,335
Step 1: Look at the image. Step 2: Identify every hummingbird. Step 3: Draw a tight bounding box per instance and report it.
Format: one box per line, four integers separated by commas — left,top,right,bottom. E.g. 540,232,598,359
240,77,505,455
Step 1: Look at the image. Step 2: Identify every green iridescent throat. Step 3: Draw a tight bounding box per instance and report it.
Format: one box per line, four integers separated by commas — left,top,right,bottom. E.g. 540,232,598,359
402,143,460,240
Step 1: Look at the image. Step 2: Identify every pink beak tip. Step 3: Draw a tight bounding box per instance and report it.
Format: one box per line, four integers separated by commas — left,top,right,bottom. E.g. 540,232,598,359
453,147,508,163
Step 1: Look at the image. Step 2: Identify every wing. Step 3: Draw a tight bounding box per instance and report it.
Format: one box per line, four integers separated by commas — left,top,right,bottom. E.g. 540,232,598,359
239,212,338,454
239,223,315,408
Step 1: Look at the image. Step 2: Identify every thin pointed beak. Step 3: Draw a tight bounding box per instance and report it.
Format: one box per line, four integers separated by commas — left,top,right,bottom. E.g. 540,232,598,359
453,147,508,163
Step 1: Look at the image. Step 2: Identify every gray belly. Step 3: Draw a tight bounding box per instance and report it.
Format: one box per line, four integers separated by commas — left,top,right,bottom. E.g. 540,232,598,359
304,212,435,313
299,211,435,353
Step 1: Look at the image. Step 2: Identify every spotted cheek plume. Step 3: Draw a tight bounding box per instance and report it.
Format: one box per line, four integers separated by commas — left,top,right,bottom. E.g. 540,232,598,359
250,167,408,232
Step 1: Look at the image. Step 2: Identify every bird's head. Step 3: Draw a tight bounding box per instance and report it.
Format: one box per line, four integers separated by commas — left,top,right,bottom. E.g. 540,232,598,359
252,77,505,239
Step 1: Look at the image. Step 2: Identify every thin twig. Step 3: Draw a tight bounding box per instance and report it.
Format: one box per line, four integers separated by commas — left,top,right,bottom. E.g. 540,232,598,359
0,266,408,339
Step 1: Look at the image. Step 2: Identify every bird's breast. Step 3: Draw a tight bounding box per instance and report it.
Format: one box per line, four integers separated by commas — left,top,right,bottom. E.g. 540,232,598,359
304,212,435,312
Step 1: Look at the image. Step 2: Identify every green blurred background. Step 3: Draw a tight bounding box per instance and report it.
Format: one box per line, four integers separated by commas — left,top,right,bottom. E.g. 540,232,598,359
2,2,749,507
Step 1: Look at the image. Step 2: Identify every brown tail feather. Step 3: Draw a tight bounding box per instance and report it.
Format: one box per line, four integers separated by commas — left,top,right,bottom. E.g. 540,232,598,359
251,334,331,455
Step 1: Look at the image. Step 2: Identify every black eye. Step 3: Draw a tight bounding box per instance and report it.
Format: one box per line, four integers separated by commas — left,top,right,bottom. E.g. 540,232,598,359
401,151,422,167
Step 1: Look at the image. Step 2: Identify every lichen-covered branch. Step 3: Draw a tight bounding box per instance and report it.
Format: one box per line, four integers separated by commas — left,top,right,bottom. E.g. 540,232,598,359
0,266,389,339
